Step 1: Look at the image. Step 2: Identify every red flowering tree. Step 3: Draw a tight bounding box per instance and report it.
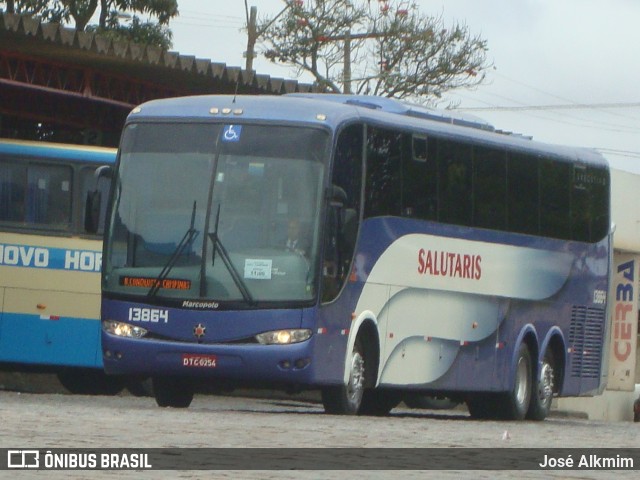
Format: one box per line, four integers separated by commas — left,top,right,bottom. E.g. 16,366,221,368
259,0,490,103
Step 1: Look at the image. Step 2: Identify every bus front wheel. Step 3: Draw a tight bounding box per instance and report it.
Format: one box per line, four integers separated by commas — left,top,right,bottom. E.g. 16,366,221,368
152,376,194,408
321,337,366,415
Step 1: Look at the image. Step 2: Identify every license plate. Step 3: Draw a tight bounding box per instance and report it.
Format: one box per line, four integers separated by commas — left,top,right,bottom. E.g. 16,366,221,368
181,354,217,368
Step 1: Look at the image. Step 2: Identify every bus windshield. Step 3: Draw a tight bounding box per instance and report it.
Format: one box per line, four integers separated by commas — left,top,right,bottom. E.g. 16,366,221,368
103,122,328,305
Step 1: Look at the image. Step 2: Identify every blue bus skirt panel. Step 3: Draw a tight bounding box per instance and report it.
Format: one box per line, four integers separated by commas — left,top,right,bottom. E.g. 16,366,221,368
0,312,103,368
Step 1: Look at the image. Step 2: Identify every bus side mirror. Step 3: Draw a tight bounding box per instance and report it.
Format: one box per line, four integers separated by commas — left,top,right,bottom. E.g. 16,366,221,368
328,185,347,208
84,165,113,234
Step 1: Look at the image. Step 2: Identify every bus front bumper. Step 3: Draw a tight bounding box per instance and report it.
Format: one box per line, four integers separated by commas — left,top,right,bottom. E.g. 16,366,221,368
101,333,318,385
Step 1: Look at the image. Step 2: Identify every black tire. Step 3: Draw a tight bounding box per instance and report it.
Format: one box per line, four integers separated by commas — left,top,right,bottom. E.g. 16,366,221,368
526,349,555,421
321,337,366,415
57,368,125,396
404,393,460,410
152,376,194,408
496,343,532,420
126,377,154,397
359,389,402,416
466,394,500,420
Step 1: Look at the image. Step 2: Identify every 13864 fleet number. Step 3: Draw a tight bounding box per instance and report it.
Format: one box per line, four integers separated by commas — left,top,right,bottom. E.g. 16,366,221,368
128,307,169,323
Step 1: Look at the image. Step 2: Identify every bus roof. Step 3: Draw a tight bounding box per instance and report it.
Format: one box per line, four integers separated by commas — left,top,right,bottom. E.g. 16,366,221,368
128,94,607,168
0,138,116,164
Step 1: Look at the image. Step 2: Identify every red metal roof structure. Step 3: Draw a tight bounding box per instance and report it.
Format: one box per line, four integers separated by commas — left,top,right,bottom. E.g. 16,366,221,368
0,12,321,146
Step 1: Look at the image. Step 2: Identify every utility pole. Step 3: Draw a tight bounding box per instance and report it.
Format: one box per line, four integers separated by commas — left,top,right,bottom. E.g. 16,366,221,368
245,5,258,72
343,32,351,94
244,3,290,72
320,31,385,93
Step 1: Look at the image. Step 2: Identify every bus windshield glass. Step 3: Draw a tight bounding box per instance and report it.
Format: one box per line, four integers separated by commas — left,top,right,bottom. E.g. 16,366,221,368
103,122,328,305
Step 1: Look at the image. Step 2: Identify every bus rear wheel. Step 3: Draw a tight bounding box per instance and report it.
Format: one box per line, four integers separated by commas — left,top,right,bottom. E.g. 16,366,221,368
321,337,366,415
152,376,194,408
497,343,532,420
527,349,555,421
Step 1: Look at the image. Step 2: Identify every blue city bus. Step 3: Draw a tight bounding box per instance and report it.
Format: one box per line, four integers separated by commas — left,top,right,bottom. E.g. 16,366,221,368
100,94,611,419
0,138,124,394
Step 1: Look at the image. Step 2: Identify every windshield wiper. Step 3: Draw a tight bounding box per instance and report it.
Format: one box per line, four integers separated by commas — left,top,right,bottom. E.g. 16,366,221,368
147,201,199,298
206,204,254,303
199,141,254,304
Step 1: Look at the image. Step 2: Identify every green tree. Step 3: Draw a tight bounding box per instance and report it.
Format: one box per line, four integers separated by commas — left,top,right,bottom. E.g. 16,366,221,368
1,0,178,48
258,0,490,102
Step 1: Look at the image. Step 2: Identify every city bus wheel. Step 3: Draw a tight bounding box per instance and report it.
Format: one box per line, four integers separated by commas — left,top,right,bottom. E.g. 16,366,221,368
152,376,194,408
125,376,154,397
321,337,366,415
359,389,402,416
404,393,461,410
526,349,555,421
497,343,532,420
57,368,125,396
466,394,499,419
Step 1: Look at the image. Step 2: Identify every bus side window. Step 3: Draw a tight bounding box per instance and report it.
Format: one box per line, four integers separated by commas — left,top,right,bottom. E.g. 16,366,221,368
0,162,26,223
322,124,363,303
27,164,72,229
540,158,571,240
82,165,111,235
437,139,472,226
474,146,507,230
507,152,539,235
364,127,401,217
403,134,437,220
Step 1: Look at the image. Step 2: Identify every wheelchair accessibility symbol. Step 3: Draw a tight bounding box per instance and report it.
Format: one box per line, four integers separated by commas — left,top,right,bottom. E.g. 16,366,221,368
222,125,242,142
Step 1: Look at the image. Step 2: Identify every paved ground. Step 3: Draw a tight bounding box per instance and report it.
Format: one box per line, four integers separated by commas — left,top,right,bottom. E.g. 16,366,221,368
0,385,638,480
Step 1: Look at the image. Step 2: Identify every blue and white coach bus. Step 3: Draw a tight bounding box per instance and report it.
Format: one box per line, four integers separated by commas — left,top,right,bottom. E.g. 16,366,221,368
100,94,611,419
0,138,123,394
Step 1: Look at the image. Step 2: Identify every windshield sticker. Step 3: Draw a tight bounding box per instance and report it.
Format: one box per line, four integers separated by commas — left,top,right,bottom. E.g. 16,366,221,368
244,259,272,280
120,276,192,290
248,162,264,176
222,125,242,142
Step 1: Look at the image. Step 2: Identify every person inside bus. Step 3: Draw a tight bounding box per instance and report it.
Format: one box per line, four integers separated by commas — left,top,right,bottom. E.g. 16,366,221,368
285,218,308,257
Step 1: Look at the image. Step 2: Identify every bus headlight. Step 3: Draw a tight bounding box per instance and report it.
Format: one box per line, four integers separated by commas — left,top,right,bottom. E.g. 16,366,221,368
255,329,312,345
103,320,148,339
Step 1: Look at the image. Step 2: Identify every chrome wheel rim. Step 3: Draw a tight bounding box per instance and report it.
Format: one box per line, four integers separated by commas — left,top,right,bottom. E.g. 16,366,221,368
537,361,554,405
515,355,530,407
346,350,365,406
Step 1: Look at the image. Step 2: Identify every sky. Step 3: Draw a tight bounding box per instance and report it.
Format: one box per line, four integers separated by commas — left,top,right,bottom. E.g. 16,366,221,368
165,0,640,174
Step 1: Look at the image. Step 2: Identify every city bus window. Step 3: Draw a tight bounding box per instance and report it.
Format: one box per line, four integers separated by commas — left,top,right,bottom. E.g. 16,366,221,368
0,162,71,229
81,166,111,235
26,164,72,229
0,162,26,223
474,146,507,230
